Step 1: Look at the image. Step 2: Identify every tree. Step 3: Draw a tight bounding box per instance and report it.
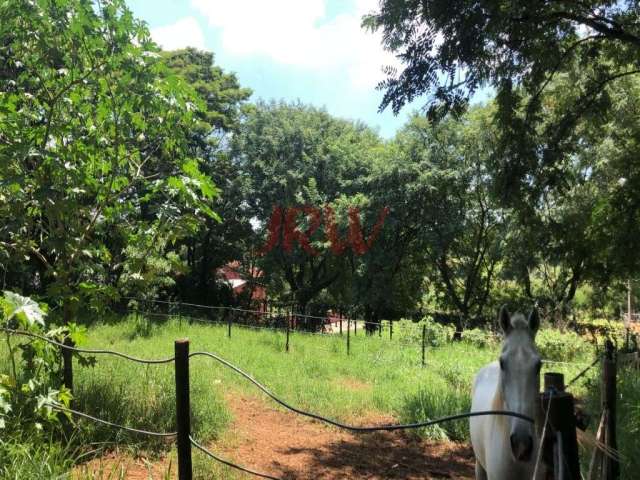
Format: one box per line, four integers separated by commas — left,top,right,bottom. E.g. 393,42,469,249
162,49,252,305
364,0,640,199
395,108,506,331
232,101,381,316
0,0,216,321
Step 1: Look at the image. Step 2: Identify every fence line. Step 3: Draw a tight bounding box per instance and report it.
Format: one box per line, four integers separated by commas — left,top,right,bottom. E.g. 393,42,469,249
45,402,177,437
0,327,175,364
3,323,625,479
189,351,534,431
127,309,599,369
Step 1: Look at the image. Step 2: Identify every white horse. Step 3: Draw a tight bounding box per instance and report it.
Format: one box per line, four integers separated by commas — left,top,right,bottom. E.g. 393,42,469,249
470,306,546,480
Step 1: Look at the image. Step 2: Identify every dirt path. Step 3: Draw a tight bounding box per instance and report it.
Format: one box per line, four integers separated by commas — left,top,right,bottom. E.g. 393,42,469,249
75,392,475,479
220,394,475,479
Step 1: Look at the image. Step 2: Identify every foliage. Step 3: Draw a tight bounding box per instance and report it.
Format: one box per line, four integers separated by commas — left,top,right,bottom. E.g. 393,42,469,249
0,291,76,433
393,108,506,328
385,317,455,347
585,365,640,480
535,328,593,362
0,434,76,479
0,0,217,320
232,101,381,313
461,328,499,349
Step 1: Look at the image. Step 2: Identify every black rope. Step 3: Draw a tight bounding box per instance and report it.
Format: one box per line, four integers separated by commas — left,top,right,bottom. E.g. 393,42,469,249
45,403,176,437
190,435,281,480
189,351,534,431
565,356,601,389
1,328,175,364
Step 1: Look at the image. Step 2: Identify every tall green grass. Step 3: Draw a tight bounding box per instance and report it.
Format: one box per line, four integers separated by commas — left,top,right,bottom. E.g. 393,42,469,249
585,365,640,480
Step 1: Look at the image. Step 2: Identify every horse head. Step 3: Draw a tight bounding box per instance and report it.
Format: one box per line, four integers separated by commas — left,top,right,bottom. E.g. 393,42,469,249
497,305,541,462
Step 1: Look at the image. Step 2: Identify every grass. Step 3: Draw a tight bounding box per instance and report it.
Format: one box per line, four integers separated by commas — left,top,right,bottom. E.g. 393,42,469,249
1,314,601,478
584,364,640,480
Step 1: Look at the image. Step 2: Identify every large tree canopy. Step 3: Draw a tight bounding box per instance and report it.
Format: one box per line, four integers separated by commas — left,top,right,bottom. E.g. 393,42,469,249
364,0,640,199
0,0,217,318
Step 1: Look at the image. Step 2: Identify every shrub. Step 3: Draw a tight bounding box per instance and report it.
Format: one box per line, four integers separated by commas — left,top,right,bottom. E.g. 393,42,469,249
461,328,499,349
383,317,455,347
535,328,592,362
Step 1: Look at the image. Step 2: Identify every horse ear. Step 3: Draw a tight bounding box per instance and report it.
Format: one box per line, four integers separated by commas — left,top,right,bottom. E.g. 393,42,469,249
528,308,540,334
498,305,511,334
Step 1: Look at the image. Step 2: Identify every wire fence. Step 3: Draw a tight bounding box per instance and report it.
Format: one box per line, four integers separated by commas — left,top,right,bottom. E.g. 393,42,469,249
122,306,606,374
3,326,588,480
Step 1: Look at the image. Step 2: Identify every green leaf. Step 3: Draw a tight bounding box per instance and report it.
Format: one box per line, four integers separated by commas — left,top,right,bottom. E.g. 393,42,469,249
2,291,46,327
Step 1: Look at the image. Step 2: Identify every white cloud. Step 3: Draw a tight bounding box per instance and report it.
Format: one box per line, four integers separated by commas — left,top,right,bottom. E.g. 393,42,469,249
151,17,206,51
190,0,400,88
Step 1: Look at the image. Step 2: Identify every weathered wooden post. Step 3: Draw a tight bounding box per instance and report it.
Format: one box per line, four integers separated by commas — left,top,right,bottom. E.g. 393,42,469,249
389,320,393,340
354,319,357,336
62,337,74,393
174,339,192,480
541,372,580,480
421,324,426,367
286,318,290,353
347,318,351,355
625,328,630,352
227,311,232,338
378,321,382,337
602,340,619,480
339,317,343,335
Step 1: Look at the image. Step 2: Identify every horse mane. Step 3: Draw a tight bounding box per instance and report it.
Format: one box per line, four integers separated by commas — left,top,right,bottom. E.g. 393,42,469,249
491,374,504,412
509,313,528,330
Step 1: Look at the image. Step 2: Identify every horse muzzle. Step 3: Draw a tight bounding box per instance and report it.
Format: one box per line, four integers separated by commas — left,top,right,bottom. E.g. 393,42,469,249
510,432,533,462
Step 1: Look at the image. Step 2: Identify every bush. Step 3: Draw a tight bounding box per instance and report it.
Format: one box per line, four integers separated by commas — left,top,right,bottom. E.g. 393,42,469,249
576,317,628,347
535,329,593,362
383,317,455,347
461,328,499,349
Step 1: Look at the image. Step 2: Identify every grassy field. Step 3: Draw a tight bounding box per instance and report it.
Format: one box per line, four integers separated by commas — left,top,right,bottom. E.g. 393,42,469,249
0,314,613,479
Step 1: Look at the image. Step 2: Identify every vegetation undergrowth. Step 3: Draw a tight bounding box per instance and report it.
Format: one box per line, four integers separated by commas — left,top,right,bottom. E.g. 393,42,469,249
584,365,640,480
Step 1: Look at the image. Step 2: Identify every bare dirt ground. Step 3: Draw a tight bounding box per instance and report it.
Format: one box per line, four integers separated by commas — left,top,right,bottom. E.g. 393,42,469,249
75,392,475,479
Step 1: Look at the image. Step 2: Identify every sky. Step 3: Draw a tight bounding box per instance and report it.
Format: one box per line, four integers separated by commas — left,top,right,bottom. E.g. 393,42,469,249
126,0,420,138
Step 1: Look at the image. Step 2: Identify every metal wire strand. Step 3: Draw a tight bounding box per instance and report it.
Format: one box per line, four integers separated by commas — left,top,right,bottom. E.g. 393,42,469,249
189,435,281,480
1,328,175,364
189,351,534,431
45,403,177,437
565,356,601,389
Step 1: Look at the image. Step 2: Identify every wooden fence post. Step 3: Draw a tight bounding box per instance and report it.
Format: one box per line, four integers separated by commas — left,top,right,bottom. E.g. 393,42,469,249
175,339,192,480
541,372,580,480
602,340,619,480
389,320,393,340
340,317,343,336
227,312,232,338
62,337,74,403
354,319,357,336
286,318,290,353
421,324,426,367
379,322,382,337
347,318,351,356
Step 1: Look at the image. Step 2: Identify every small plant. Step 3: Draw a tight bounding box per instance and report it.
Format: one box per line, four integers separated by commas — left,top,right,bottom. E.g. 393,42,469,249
1,291,82,433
